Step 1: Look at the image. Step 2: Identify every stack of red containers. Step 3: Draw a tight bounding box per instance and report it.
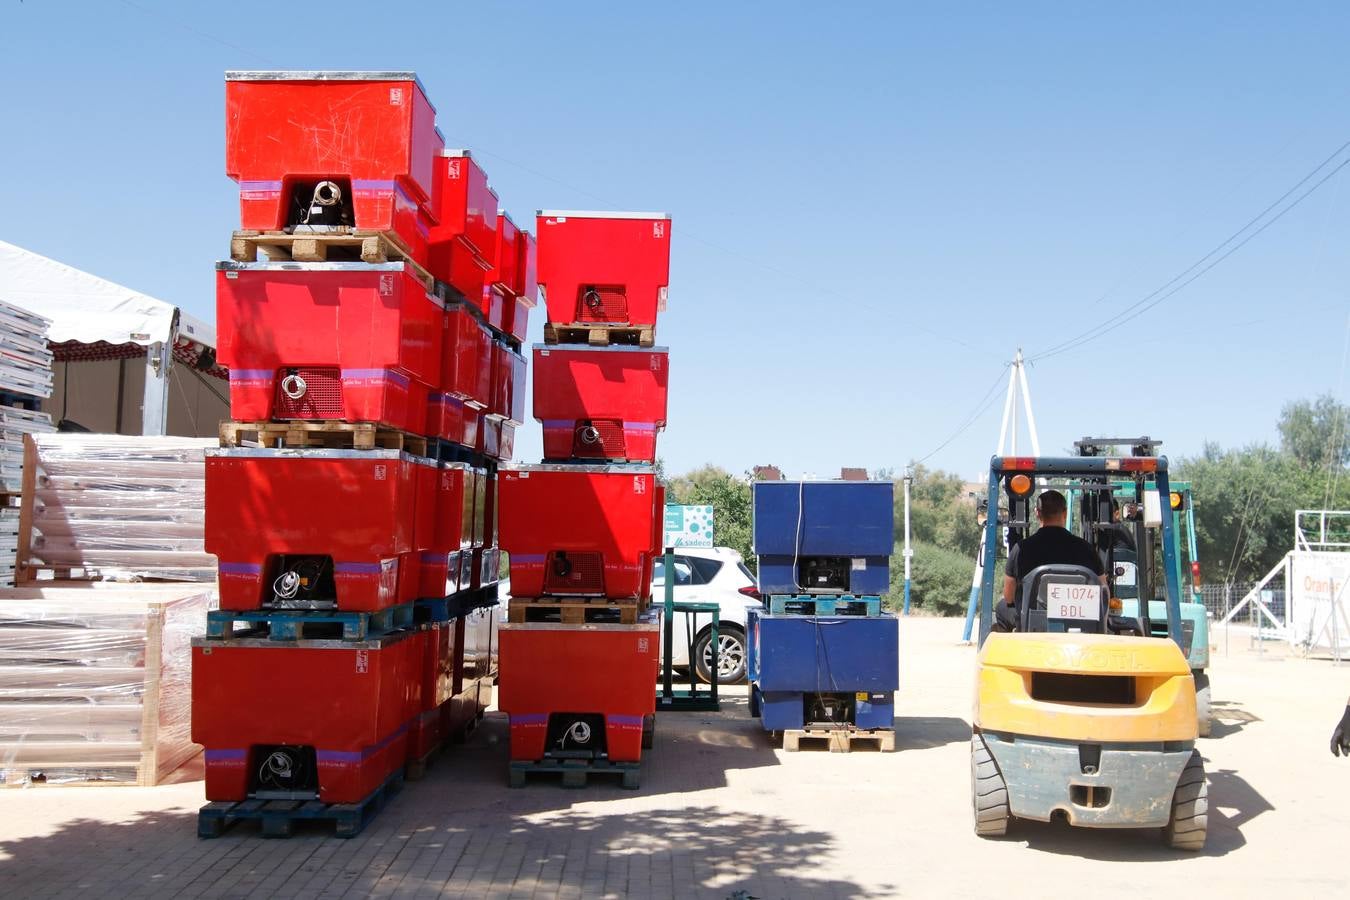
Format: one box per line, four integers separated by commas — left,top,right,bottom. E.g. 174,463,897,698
497,210,672,786
191,71,534,833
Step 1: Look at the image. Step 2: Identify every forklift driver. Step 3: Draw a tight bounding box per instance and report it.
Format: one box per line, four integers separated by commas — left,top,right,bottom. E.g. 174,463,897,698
994,489,1108,632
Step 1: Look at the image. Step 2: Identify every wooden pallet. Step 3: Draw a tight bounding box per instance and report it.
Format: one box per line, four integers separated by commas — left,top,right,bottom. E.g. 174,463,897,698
782,727,896,753
219,420,428,455
198,770,405,839
508,758,641,790
229,229,434,290
204,602,415,642
543,322,655,347
507,597,644,626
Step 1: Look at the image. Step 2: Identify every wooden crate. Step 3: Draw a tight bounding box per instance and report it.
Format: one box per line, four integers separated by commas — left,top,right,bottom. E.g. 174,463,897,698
0,585,209,786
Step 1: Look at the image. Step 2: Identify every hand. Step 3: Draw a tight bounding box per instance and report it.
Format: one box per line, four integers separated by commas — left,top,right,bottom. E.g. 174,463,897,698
1333,706,1350,757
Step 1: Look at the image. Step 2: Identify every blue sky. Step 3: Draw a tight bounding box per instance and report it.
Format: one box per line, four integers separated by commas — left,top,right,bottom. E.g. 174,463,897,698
2,2,1347,480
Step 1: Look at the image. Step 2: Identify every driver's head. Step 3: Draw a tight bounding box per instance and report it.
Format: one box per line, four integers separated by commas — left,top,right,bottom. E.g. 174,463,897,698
1035,490,1068,527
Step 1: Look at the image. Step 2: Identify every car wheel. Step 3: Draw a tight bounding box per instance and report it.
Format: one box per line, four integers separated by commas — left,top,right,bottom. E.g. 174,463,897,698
693,625,747,685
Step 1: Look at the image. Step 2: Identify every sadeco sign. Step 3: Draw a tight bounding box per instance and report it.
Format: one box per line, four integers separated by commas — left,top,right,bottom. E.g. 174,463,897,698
664,505,714,548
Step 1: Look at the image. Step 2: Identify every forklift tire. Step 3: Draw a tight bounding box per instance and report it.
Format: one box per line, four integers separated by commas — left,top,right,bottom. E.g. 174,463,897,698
1164,750,1208,851
971,733,1010,838
1194,671,1212,738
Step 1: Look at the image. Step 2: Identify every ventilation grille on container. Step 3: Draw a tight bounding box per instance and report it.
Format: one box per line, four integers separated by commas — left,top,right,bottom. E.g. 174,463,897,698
274,367,344,418
572,419,626,458
576,285,628,323
543,551,605,595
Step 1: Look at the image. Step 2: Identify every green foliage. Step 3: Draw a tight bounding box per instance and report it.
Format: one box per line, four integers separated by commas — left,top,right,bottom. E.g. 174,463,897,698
895,464,983,557
884,540,973,615
666,465,754,567
1178,394,1350,582
1278,394,1350,469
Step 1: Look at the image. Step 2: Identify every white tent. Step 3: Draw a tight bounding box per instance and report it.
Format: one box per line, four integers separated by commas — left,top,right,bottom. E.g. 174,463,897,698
0,240,226,437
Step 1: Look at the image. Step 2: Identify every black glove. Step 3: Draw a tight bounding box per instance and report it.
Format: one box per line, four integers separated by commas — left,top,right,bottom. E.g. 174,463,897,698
1333,706,1350,758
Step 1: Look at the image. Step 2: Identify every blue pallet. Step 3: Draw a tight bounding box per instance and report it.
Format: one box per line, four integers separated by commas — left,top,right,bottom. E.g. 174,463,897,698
414,586,499,623
766,595,883,616
197,769,404,839
205,602,415,641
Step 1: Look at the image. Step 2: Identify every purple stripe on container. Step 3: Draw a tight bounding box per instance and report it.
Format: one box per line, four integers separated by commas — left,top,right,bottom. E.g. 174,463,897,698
607,714,644,727
238,180,283,191
218,562,263,575
511,554,545,564
204,749,247,761
229,369,274,380
625,422,659,432
342,368,411,388
334,562,384,575
511,713,548,726
351,179,399,191
540,420,573,428
316,721,411,763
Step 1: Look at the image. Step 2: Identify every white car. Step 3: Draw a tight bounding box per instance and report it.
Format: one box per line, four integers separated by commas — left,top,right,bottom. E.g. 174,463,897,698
652,546,760,684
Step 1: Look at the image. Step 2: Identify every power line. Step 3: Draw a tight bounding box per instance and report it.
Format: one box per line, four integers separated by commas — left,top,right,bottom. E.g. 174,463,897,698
911,365,1010,466
1029,138,1350,363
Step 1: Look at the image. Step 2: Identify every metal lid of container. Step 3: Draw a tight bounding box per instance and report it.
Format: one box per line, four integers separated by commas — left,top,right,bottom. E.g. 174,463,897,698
536,210,671,221
500,462,656,476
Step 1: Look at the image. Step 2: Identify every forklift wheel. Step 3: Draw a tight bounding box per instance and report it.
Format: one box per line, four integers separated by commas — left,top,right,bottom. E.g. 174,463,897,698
1164,750,1208,851
971,733,1010,837
1194,671,1212,738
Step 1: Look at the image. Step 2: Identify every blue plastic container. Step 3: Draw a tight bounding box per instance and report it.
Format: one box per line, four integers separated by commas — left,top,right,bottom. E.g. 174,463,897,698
746,608,899,731
752,480,894,595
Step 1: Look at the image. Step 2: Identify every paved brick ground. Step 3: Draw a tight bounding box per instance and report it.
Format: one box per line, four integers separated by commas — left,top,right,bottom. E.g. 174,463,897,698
2,617,1348,898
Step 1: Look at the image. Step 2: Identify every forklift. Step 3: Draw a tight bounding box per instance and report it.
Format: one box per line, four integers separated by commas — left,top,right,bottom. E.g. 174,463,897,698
971,449,1207,850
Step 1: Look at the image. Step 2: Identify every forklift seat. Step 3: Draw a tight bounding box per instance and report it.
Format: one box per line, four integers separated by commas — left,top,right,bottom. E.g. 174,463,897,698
1019,564,1103,633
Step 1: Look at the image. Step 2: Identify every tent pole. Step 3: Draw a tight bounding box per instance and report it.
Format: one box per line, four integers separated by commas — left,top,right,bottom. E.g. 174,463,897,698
142,341,170,436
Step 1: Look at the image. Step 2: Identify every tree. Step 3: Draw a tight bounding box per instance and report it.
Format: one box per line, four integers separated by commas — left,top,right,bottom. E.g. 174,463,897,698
884,540,973,615
666,465,754,566
894,464,983,558
1278,394,1350,470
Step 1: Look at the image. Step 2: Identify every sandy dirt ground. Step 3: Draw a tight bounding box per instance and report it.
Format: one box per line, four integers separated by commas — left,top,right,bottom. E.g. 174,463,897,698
1,616,1347,899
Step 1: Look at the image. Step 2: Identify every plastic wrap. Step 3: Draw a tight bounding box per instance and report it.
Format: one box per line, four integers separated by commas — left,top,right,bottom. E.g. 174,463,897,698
25,434,217,581
0,586,208,785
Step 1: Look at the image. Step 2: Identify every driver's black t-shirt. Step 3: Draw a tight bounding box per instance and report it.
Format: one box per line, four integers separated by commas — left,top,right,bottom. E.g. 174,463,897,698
1004,525,1104,582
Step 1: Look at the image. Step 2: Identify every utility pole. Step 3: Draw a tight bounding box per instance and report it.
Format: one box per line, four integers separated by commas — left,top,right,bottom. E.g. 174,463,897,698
962,349,1041,642
902,469,913,615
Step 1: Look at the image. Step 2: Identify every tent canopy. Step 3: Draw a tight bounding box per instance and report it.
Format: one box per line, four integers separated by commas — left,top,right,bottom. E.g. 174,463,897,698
0,239,214,350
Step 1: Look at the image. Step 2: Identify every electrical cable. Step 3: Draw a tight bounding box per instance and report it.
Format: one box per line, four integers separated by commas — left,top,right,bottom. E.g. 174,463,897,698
911,365,1011,467
1029,144,1350,363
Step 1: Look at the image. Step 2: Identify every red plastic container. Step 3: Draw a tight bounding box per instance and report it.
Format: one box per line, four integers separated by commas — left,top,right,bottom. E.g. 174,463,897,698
192,629,421,803
425,391,476,448
517,229,538,306
206,449,433,611
533,346,668,462
481,285,508,333
535,211,670,328
490,213,521,297
418,461,474,599
488,342,528,427
440,304,493,410
504,296,532,344
476,416,502,461
407,621,458,765
428,150,498,300
498,613,659,763
225,72,442,261
217,262,442,433
497,464,658,599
